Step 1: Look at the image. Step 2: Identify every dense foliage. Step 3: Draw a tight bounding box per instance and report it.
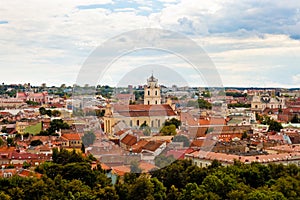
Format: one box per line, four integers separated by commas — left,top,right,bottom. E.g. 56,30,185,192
81,131,96,147
227,103,251,108
187,99,212,109
225,92,247,97
38,119,70,136
0,153,299,199
258,115,283,132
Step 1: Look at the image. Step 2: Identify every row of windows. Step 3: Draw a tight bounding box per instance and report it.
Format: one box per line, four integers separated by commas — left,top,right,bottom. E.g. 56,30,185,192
70,141,81,144
147,90,159,96
147,100,159,105
129,120,161,127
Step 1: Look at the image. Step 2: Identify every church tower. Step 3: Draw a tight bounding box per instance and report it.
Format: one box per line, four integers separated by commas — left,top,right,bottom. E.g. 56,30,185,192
144,74,161,105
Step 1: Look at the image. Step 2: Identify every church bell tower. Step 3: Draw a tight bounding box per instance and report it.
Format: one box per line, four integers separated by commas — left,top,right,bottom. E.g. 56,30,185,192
144,74,161,105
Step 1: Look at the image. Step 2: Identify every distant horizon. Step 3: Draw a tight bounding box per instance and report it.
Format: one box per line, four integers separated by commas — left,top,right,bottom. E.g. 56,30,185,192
2,82,300,90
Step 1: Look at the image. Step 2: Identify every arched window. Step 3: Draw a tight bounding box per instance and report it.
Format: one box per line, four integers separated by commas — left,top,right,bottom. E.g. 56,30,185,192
155,100,157,104
148,91,150,95
137,120,140,126
155,91,157,95
148,101,150,105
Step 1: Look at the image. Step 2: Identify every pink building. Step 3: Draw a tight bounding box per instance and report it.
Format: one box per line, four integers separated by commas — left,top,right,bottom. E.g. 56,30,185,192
16,91,49,104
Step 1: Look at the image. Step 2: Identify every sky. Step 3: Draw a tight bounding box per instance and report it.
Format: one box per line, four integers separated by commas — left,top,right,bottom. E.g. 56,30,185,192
1,0,300,88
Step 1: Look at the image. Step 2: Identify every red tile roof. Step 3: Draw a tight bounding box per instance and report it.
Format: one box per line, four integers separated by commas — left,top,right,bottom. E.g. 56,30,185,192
199,117,227,126
18,169,42,178
112,104,177,117
180,112,198,126
111,165,130,176
139,161,157,172
61,133,81,140
120,134,137,146
187,150,300,164
143,141,164,152
132,140,149,153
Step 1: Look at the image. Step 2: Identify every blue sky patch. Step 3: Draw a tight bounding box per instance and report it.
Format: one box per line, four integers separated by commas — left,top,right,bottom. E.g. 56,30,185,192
0,21,8,24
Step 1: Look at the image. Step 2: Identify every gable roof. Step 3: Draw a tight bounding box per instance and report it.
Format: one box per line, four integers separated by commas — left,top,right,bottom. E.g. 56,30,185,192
120,134,137,146
61,133,81,140
112,104,177,117
143,140,164,152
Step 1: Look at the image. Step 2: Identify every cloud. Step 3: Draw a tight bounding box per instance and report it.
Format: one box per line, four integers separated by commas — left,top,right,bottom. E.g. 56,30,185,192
292,74,300,85
0,0,300,87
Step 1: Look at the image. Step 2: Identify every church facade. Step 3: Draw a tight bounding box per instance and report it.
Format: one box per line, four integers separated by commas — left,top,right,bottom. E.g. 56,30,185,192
103,75,179,134
251,92,286,111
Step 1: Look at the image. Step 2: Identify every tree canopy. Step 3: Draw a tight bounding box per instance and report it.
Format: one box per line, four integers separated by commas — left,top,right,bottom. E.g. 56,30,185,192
0,154,299,199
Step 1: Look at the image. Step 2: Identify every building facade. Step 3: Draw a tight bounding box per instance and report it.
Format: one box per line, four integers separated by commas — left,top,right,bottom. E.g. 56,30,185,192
103,75,178,134
144,75,161,105
251,92,285,111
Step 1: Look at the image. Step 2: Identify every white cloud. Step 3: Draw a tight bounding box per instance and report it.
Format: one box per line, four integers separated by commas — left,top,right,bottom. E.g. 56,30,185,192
292,74,300,85
0,0,300,87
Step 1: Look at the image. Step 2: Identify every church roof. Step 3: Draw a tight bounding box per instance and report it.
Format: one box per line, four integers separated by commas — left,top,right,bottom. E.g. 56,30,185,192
112,104,177,117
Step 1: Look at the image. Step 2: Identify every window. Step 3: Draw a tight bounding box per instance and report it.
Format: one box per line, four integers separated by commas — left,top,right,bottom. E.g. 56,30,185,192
148,91,150,95
130,120,133,126
155,100,157,104
155,91,157,95
137,120,140,126
158,120,160,127
151,121,154,127
148,101,150,105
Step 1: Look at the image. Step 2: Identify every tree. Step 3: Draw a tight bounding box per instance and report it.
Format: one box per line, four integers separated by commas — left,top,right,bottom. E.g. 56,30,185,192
291,114,300,123
140,122,151,136
241,131,248,140
0,191,11,200
166,185,180,200
155,154,175,168
130,160,142,173
261,115,283,132
172,135,190,147
39,107,47,115
0,137,4,147
51,110,61,117
164,118,181,128
128,177,154,200
202,174,224,195
151,177,166,200
6,138,14,147
81,143,85,154
197,98,212,109
160,124,176,136
1,126,7,133
81,132,96,147
47,119,70,135
46,109,52,117
22,161,31,169
30,139,43,146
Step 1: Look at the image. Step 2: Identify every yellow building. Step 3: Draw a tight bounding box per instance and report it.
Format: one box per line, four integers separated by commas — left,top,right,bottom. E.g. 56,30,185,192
16,122,29,134
103,104,179,134
103,75,178,134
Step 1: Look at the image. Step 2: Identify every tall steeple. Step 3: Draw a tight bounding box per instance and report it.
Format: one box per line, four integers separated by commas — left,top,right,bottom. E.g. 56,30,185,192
144,74,161,105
